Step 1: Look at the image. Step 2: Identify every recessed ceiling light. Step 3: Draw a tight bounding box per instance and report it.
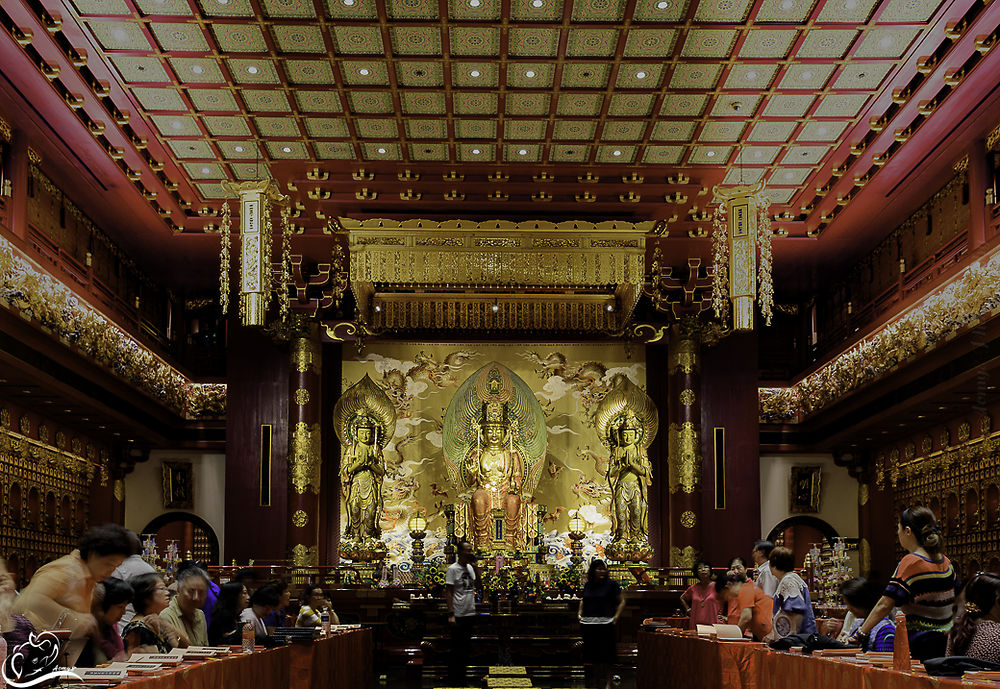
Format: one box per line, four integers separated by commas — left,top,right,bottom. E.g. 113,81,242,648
359,68,370,75
525,70,536,78
377,147,387,154
171,120,183,129
706,150,716,157
374,305,381,312
472,148,481,154
470,69,481,77
745,70,758,80
343,0,355,5
191,65,205,74
612,149,622,156
247,65,259,74
282,146,292,153
656,0,668,7
606,304,614,312
532,0,543,5
234,145,244,152
518,148,528,155
491,304,500,312
754,150,763,158
635,71,647,79
201,166,211,174
469,0,481,5
780,0,794,9
216,0,228,4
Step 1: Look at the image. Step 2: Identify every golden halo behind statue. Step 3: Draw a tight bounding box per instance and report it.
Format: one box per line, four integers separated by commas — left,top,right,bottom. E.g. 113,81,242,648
334,373,397,448
594,377,658,450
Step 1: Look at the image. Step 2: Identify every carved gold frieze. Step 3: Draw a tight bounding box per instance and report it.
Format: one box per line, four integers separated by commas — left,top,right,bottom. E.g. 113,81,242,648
344,218,646,332
289,422,321,495
290,543,318,567
670,545,699,568
293,388,310,406
680,389,695,406
680,511,697,528
291,510,308,528
668,422,701,494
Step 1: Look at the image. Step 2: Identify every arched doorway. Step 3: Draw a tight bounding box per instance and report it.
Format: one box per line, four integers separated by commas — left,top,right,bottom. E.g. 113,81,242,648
141,512,220,566
766,516,840,569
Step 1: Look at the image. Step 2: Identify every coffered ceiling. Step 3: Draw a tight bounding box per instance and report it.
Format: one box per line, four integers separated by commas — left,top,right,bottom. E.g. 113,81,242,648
40,0,971,223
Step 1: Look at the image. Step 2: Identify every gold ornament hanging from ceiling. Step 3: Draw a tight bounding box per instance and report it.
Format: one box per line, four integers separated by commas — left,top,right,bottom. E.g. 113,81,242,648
219,180,290,327
710,181,774,331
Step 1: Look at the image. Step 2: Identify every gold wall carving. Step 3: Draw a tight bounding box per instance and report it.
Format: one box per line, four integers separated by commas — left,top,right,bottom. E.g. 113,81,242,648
680,511,697,528
345,219,645,332
291,510,308,528
0,235,225,418
680,389,695,406
292,336,320,374
288,422,321,495
293,388,310,406
670,545,699,568
760,240,1000,423
670,337,700,375
668,422,701,494
290,543,318,567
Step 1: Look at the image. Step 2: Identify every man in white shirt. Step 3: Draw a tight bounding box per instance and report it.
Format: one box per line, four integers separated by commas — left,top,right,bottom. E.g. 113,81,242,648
752,540,778,597
112,552,156,634
445,540,478,686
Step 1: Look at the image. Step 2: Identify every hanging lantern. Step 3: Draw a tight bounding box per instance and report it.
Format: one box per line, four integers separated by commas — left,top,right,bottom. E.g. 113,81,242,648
711,180,774,331
219,180,289,327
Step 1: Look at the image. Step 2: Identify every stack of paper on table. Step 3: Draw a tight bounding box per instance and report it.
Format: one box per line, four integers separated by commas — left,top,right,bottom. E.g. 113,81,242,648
714,624,749,641
128,652,186,665
65,667,128,684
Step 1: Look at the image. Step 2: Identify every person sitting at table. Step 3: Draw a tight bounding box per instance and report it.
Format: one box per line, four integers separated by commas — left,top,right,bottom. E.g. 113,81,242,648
208,582,250,645
679,560,719,630
239,585,279,642
78,578,133,666
850,506,955,660
159,566,209,647
260,579,292,632
714,572,773,640
123,573,189,655
839,578,895,652
767,547,817,639
946,572,1000,663
296,584,338,627
1,556,35,648
12,525,139,664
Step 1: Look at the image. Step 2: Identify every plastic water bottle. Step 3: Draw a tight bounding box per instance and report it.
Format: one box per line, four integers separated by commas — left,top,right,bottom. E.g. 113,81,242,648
321,608,331,636
241,621,255,653
892,611,910,672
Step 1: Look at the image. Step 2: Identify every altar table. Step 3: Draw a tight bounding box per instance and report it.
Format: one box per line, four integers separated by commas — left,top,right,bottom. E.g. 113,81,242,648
637,632,995,689
113,630,372,689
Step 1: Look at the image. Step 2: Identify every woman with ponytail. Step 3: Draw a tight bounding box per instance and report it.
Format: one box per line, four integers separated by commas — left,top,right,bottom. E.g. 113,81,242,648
850,506,956,660
947,572,1000,662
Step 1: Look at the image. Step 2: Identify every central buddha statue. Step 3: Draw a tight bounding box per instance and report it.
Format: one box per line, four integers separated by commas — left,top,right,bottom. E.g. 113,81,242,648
444,362,546,552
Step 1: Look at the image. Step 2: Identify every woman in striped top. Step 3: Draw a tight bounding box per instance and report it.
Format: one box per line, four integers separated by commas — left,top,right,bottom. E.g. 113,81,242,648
850,506,956,660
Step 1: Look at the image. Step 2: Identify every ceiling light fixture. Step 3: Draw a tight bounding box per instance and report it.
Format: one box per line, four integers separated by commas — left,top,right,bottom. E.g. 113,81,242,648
525,70,536,78
470,69,481,77
532,0,543,6
636,71,647,79
780,0,794,8
343,0,355,5
612,149,622,156
216,0,229,4
518,148,528,155
469,0,481,5
656,0,668,7
491,303,500,312
472,148,481,154
171,120,183,129
247,65,259,74
706,150,716,157
282,146,292,153
201,167,211,174
235,145,245,152
359,68,370,75
191,65,205,74
374,305,381,312
606,304,614,312
377,147,387,154
745,70,758,80
844,0,857,7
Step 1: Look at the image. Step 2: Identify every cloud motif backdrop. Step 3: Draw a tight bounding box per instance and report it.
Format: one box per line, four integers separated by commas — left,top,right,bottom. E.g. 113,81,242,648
341,342,646,566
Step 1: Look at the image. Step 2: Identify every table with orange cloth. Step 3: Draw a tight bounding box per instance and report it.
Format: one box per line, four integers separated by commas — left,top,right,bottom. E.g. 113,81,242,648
114,630,371,689
638,631,992,689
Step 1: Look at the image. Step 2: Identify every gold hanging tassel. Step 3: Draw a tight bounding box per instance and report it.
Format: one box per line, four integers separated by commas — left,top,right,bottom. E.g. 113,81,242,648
711,203,730,322
220,201,231,315
280,206,291,322
756,197,774,327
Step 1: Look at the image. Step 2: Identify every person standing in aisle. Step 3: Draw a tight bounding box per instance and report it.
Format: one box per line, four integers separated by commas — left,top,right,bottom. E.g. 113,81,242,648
751,540,778,597
445,540,479,686
579,560,626,689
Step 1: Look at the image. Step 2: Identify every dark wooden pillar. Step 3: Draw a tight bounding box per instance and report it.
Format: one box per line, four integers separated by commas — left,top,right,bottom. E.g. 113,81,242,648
225,325,288,563
320,341,343,565
969,139,989,250
7,129,29,238
699,330,760,568
287,316,322,570
646,342,669,566
667,323,703,567
859,469,897,585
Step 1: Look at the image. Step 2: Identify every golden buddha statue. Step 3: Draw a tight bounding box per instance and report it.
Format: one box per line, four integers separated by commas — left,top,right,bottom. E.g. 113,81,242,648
334,374,396,559
461,402,525,548
595,377,658,562
444,362,546,552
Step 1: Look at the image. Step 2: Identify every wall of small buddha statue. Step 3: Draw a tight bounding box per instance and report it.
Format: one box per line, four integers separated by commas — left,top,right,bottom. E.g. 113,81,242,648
0,399,118,585
873,403,1000,583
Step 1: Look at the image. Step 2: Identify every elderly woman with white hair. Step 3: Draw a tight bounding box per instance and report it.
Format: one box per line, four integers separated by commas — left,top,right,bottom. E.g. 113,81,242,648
159,565,210,647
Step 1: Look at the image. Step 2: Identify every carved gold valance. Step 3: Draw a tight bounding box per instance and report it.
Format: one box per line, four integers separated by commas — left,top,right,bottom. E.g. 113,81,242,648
343,218,647,332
